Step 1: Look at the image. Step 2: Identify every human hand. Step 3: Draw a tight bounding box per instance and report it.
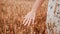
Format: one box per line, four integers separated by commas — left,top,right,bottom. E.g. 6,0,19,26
23,11,36,26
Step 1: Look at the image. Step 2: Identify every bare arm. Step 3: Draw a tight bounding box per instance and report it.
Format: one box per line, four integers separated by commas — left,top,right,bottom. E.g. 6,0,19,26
23,0,44,26
32,0,44,12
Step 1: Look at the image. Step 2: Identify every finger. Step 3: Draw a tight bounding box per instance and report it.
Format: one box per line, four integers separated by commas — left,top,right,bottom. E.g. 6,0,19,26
23,17,27,24
32,18,34,25
23,13,30,24
24,18,29,26
32,16,35,24
27,19,31,26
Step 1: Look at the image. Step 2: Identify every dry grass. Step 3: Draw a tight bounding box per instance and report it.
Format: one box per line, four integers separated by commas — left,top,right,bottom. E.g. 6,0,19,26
0,0,48,34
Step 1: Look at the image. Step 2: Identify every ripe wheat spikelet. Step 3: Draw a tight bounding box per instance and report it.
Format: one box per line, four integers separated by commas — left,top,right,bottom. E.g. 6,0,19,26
0,0,48,34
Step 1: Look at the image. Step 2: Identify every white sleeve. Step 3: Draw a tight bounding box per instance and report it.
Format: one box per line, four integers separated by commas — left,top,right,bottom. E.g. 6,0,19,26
46,0,56,34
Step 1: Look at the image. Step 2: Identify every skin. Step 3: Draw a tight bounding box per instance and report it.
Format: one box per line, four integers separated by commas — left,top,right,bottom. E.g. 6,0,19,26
23,0,60,34
31,0,44,11
23,0,44,26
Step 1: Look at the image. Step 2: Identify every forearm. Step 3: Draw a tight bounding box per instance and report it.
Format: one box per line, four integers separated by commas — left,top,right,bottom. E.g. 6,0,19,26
31,0,44,12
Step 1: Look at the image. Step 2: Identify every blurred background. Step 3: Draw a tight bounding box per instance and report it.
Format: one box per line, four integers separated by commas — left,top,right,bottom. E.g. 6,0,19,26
0,0,48,34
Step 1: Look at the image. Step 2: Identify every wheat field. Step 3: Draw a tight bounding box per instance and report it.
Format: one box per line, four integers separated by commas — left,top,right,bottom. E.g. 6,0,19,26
0,0,48,34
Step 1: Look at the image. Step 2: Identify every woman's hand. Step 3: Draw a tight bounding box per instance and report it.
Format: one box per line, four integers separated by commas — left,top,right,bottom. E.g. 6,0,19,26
22,0,44,26
23,11,36,26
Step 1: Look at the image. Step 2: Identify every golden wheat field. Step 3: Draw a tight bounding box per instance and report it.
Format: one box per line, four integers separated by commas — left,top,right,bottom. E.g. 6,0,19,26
0,0,48,34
